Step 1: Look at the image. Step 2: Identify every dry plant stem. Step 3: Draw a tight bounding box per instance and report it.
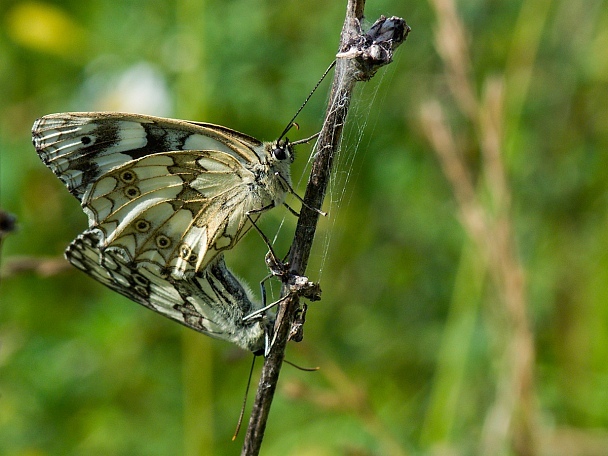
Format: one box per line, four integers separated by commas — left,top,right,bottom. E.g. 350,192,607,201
423,0,537,451
423,92,536,456
241,1,408,454
241,11,359,456
1,256,72,278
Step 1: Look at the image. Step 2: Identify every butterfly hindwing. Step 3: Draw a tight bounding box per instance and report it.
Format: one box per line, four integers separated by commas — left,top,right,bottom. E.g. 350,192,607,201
66,230,268,352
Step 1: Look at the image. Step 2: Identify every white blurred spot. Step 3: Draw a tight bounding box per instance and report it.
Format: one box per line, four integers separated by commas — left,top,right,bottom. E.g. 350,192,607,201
78,60,173,116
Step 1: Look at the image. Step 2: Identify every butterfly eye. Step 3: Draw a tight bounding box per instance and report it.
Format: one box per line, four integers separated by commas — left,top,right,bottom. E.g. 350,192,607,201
272,146,288,161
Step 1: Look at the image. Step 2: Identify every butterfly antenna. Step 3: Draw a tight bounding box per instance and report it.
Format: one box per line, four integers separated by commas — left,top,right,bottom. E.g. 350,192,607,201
232,355,258,441
278,60,337,142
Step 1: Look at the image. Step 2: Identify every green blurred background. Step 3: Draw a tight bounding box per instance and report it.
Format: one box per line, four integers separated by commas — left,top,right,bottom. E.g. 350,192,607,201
1,0,607,455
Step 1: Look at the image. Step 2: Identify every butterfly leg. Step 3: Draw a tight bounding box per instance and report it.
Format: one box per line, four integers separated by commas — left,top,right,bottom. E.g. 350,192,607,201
243,293,291,322
283,202,300,217
274,172,327,216
258,271,274,307
243,267,321,322
246,211,284,272
245,251,289,318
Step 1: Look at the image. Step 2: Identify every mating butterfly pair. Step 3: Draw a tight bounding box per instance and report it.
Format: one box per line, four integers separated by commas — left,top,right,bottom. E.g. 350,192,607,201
33,112,302,353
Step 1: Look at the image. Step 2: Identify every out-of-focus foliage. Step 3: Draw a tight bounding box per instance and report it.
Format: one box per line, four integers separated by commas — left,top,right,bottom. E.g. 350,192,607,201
1,0,607,455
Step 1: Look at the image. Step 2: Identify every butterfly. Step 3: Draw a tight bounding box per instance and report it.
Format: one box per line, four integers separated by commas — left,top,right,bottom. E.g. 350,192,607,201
33,112,296,279
32,112,302,352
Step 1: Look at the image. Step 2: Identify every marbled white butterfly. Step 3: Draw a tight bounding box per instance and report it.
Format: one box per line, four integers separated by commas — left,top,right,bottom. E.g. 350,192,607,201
33,112,295,278
32,112,299,352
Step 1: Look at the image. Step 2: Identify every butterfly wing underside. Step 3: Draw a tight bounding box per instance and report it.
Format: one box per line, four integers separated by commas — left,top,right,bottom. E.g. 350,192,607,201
66,230,267,352
33,112,265,277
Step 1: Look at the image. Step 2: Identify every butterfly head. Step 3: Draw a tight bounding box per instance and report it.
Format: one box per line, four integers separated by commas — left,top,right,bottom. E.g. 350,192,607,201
261,139,295,190
269,139,295,165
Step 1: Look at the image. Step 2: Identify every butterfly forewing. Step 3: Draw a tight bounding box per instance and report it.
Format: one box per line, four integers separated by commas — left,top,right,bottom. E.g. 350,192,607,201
32,112,262,201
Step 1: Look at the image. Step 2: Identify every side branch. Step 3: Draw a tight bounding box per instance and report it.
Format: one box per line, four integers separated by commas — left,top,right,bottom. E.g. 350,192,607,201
241,3,409,454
